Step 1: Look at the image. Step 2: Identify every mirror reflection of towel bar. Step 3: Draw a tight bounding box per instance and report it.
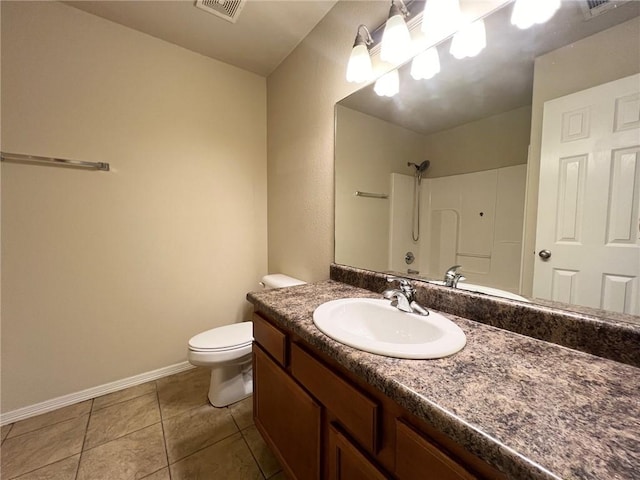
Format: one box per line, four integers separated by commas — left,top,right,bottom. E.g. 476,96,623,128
354,191,388,199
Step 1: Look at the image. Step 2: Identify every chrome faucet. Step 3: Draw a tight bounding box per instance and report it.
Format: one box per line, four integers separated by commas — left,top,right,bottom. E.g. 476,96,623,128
382,276,429,316
443,265,466,288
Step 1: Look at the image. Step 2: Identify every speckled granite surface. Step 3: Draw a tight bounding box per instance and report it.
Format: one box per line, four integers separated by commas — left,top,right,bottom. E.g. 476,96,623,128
330,264,640,368
247,280,640,480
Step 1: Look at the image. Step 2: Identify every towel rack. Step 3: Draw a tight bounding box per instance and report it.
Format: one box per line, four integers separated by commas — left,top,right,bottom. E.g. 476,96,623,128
354,191,388,199
0,152,110,171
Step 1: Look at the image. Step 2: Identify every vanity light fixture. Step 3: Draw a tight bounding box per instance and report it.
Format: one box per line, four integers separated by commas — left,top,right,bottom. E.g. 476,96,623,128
511,0,561,29
380,0,412,66
421,0,461,45
449,18,486,59
410,46,440,80
374,69,400,97
346,24,374,83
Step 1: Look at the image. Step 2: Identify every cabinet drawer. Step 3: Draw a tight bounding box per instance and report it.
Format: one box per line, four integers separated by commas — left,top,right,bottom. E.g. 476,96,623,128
291,343,380,453
253,313,287,367
395,419,477,480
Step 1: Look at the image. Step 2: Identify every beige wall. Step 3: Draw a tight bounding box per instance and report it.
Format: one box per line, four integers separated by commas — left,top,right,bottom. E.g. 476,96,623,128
1,2,267,412
422,106,531,178
267,1,391,282
521,17,640,296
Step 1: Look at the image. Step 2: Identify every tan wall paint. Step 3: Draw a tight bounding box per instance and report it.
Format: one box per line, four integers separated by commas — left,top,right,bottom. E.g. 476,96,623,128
267,1,391,282
422,106,531,178
521,17,640,296
1,2,267,412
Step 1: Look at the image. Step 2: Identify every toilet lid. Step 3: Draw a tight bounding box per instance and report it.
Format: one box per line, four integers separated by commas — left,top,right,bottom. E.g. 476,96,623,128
188,322,253,351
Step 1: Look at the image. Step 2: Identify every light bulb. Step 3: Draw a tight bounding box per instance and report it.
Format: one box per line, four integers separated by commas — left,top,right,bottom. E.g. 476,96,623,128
346,25,373,83
380,2,412,66
511,0,561,29
421,0,461,45
450,18,486,59
374,70,400,97
346,44,373,83
410,47,440,80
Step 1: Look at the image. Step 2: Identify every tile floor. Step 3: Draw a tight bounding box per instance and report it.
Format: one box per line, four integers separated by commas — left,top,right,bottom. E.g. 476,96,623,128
1,367,284,480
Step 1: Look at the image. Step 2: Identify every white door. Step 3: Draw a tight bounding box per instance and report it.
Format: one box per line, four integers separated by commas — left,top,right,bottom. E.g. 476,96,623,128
533,73,640,315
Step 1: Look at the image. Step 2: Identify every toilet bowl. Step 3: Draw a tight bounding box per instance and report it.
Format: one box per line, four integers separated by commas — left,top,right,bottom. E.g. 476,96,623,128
187,273,305,407
188,322,253,407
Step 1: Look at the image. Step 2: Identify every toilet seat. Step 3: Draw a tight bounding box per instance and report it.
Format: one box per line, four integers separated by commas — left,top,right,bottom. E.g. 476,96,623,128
188,322,253,352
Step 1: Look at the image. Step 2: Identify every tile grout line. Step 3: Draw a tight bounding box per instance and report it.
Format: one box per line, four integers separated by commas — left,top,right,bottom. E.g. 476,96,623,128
5,402,92,441
229,405,242,431
156,381,173,480
3,452,81,480
167,427,243,466
1,413,91,479
91,386,156,413
80,419,164,454
74,398,94,480
238,426,268,480
6,368,227,480
1,423,13,445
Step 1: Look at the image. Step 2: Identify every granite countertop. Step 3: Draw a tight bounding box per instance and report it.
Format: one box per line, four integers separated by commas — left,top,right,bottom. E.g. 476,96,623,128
247,280,640,480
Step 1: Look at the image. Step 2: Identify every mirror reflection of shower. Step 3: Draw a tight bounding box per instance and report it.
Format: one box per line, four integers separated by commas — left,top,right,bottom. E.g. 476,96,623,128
407,160,430,241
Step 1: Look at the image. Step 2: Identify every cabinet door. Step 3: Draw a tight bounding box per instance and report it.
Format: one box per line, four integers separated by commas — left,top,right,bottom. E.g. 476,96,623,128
254,345,321,480
291,343,380,453
328,424,389,480
395,419,477,480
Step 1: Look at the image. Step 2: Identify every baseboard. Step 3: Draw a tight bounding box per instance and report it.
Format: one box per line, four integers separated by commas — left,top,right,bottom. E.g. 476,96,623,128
0,361,196,426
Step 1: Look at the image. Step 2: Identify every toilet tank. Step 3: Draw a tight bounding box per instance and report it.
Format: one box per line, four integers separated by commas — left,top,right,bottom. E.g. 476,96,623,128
260,274,306,289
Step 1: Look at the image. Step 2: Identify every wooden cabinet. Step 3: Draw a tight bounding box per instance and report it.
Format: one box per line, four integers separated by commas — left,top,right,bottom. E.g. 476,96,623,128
252,311,505,480
395,419,477,480
328,424,389,480
291,343,380,453
253,312,288,367
253,344,321,480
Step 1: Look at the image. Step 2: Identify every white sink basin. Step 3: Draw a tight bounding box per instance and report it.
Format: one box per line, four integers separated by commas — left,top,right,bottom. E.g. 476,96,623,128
313,298,466,359
429,281,529,302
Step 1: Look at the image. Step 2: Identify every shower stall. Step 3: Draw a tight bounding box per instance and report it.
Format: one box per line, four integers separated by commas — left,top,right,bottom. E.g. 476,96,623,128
389,164,527,293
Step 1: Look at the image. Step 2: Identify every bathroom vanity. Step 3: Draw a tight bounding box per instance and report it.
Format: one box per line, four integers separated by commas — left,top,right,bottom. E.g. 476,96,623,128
247,266,640,480
252,310,502,480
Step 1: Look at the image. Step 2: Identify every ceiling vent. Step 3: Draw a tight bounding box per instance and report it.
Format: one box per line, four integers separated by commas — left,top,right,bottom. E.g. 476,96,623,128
194,0,246,24
581,0,625,20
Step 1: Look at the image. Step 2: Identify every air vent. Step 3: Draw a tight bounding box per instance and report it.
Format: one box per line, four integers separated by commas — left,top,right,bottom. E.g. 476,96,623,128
195,0,246,24
581,0,624,20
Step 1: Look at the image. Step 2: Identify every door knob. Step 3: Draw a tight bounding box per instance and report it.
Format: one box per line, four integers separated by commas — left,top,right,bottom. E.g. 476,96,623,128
538,249,552,260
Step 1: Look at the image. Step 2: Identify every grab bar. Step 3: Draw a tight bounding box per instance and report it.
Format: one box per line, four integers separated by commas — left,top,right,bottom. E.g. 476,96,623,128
1,152,110,171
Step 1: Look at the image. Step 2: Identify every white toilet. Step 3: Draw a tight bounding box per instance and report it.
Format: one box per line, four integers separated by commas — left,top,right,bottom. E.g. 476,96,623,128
187,273,305,407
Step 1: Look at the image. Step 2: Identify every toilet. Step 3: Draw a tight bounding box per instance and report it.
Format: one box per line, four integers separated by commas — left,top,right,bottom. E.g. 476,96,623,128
187,273,305,407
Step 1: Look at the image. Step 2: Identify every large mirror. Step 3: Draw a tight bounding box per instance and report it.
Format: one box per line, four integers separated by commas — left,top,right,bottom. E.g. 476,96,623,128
335,0,640,321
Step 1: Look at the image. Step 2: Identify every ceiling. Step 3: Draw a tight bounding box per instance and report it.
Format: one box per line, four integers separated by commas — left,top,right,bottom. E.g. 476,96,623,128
65,0,339,76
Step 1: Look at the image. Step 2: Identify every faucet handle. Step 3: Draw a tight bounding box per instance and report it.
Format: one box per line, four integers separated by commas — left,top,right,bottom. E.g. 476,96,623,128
445,265,462,276
386,276,415,295
386,275,409,286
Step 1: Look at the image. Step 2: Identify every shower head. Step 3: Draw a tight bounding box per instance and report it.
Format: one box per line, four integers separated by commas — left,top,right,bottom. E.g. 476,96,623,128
417,160,430,173
407,160,431,175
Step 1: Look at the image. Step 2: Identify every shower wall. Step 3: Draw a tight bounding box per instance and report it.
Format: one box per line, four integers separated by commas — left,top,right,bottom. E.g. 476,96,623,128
389,164,527,292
